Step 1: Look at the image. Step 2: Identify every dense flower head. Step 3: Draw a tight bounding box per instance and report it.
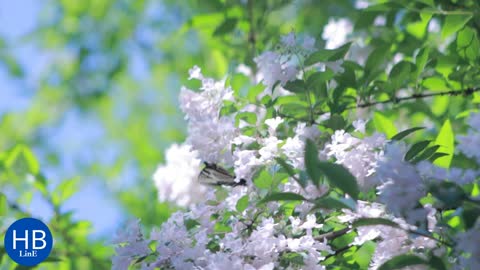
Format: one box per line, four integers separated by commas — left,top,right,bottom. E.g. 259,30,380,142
456,219,480,269
152,143,205,207
324,127,386,189
457,112,480,163
113,30,480,270
255,32,316,92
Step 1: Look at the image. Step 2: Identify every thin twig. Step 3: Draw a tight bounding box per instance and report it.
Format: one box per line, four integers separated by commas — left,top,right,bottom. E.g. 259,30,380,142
354,87,478,109
312,87,480,121
315,227,350,241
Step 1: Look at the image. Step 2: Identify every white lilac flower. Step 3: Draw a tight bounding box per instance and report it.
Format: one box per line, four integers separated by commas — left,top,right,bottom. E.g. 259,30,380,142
355,0,370,9
458,112,480,163
233,135,257,146
179,77,233,121
339,201,436,270
456,219,480,270
258,136,283,163
153,143,205,207
254,51,297,90
111,220,151,270
281,32,296,47
265,116,284,135
416,161,478,186
187,116,237,165
353,119,367,133
179,66,239,165
376,143,428,225
324,130,386,189
322,18,353,49
282,136,305,168
188,65,203,80
295,123,321,141
428,19,441,33
302,35,316,51
233,149,262,182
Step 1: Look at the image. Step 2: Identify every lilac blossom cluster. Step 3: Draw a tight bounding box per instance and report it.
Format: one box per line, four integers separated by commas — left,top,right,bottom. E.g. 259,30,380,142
113,25,480,270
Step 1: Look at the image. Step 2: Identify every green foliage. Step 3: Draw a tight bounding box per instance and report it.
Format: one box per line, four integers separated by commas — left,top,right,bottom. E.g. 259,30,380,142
259,192,307,204
434,119,454,168
391,127,425,141
1,0,480,268
377,254,426,270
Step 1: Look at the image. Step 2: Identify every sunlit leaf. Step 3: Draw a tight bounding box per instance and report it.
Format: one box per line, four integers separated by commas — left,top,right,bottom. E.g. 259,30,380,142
373,112,397,138
441,14,472,39
434,119,454,168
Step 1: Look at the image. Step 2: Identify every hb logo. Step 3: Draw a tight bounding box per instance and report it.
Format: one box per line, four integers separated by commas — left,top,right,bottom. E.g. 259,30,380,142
3,218,53,266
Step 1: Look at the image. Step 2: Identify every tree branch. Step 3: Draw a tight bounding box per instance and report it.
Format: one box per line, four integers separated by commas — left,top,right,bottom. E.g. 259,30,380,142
315,227,350,241
310,87,480,121
354,87,479,109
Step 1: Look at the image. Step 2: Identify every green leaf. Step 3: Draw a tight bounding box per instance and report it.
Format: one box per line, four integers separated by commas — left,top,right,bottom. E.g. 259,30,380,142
305,139,322,186
434,119,454,168
317,162,359,200
304,42,352,66
325,114,346,131
236,195,249,212
388,61,413,91
0,193,7,215
415,47,430,77
275,158,296,178
21,147,40,175
254,169,273,189
184,219,200,230
0,246,5,265
0,54,24,77
307,70,335,88
422,77,449,90
280,252,305,267
213,18,238,36
391,127,425,141
429,152,449,162
283,79,306,93
428,255,447,270
236,112,257,126
411,145,440,163
259,192,307,204
373,112,397,139
352,218,399,228
52,178,79,206
378,254,427,270
441,14,472,39
355,241,376,269
457,26,479,61
214,222,232,233
247,83,264,102
365,45,390,75
313,196,355,210
404,140,431,161
5,145,40,176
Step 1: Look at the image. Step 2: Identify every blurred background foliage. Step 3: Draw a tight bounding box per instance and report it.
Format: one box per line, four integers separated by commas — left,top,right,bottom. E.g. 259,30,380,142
0,0,479,268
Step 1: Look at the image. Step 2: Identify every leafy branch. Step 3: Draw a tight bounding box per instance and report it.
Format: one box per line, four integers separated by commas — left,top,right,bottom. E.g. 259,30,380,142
310,87,480,122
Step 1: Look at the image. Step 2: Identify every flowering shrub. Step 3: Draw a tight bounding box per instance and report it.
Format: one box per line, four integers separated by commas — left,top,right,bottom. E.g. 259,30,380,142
112,2,480,270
